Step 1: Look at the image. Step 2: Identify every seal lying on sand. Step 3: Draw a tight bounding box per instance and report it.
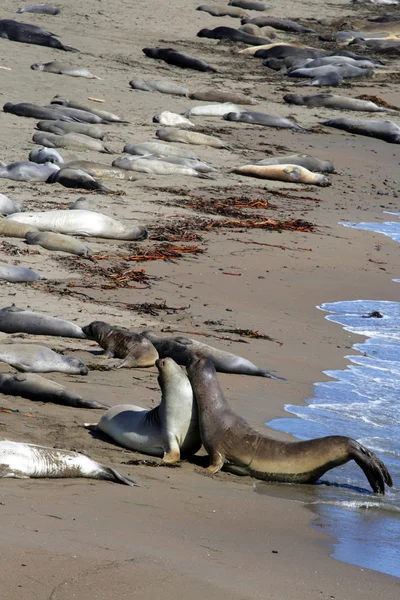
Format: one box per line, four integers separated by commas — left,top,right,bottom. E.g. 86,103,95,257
322,118,400,143
25,231,93,257
241,16,315,33
82,321,159,368
141,332,284,379
0,19,78,51
129,79,189,96
231,0,272,10
36,120,107,140
197,4,248,18
50,96,128,124
0,219,39,239
16,5,61,15
188,89,258,105
64,161,137,180
153,111,194,127
143,48,218,73
46,168,113,193
184,103,241,117
29,147,64,164
0,373,108,409
156,128,229,149
255,153,334,173
85,358,201,462
124,142,198,160
31,61,100,79
0,194,24,216
223,111,307,131
0,161,59,182
233,164,331,186
0,440,138,485
0,304,86,338
197,26,271,46
0,344,88,374
32,132,114,153
0,264,44,282
4,102,105,124
283,93,391,112
112,156,210,178
187,355,393,494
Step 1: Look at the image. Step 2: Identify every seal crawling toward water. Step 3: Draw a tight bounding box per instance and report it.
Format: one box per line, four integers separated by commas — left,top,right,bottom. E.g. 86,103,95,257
0,343,88,375
82,321,159,368
187,355,393,494
0,304,86,338
85,358,201,462
0,440,138,485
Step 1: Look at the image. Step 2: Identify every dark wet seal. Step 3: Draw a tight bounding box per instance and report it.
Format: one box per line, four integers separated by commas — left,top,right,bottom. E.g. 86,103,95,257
362,311,383,319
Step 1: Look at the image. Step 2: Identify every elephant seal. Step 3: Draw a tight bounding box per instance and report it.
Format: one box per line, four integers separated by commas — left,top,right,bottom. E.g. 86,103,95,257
230,0,271,10
123,142,198,160
298,72,343,87
239,24,276,38
29,147,64,164
0,161,59,182
256,154,335,173
321,118,400,143
0,219,39,239
31,61,100,79
223,111,307,131
0,440,138,486
82,321,159,368
288,56,379,71
64,161,137,181
0,19,78,51
25,231,93,257
156,128,229,149
188,89,258,105
288,64,374,80
36,120,107,140
153,111,194,127
241,16,316,33
50,96,129,124
16,4,61,15
142,48,218,73
0,304,86,338
0,194,24,216
112,157,210,178
0,264,44,282
283,93,391,112
68,197,97,211
0,343,88,374
187,355,392,494
129,79,189,96
7,210,148,241
32,132,115,153
0,373,108,409
3,102,104,124
139,155,216,173
46,168,112,193
233,164,331,186
85,357,201,462
197,27,271,46
141,332,284,379
196,4,248,18
184,103,241,117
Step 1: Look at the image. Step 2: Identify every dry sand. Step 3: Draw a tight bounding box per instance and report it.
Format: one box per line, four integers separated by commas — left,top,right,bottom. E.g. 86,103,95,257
0,0,399,597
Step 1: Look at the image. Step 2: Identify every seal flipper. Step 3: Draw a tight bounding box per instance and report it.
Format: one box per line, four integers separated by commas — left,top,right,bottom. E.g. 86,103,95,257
116,355,138,369
101,465,140,487
260,370,286,381
350,440,393,494
206,450,225,474
163,437,181,464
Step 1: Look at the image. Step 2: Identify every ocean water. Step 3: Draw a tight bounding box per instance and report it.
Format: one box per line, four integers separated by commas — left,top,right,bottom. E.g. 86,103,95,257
262,213,400,578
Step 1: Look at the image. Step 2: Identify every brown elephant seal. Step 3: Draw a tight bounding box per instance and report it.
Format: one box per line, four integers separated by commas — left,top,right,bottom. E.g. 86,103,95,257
142,48,218,73
25,231,93,257
64,161,137,181
31,61,100,79
187,355,393,494
223,111,307,131
0,440,138,485
230,0,272,10
256,154,334,173
0,304,86,338
0,373,108,409
241,16,316,33
141,332,284,379
82,321,159,368
36,120,107,140
233,164,331,186
0,343,88,375
0,219,39,239
188,89,258,105
85,358,201,462
129,79,189,96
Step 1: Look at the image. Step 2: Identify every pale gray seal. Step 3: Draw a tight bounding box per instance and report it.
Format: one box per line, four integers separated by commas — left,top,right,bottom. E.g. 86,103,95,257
29,147,64,164
288,64,374,80
16,5,61,15
241,16,316,33
283,93,391,112
0,194,24,216
32,132,115,153
0,343,88,374
0,304,86,338
50,96,129,123
25,231,93,257
0,373,108,409
123,142,198,160
321,118,400,143
142,48,218,73
64,161,137,181
187,355,392,494
36,120,107,140
156,128,229,149
233,164,331,186
3,102,105,124
31,61,100,79
129,79,189,96
188,89,258,105
0,264,44,282
81,321,159,368
112,157,210,178
85,357,201,462
298,72,343,87
139,155,216,173
0,161,60,182
256,153,335,173
223,111,307,131
0,440,138,485
153,111,194,127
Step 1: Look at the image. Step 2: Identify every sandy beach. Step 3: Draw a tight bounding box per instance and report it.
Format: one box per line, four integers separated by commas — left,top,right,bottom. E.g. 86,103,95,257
0,0,399,597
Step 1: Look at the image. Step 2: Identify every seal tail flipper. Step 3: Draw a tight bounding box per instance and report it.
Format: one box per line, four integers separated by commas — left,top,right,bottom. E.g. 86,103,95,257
84,423,98,430
63,45,80,53
103,466,140,487
260,370,286,381
350,440,393,494
116,356,138,369
102,145,116,154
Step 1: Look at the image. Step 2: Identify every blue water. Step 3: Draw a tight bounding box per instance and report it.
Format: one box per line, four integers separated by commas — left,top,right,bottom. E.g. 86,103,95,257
264,213,400,578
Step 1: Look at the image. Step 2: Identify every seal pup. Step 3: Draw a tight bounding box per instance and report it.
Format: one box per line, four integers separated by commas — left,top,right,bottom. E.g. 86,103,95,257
0,265,44,282
0,304,86,338
37,120,107,140
153,111,194,127
124,142,198,160
0,344,88,374
188,90,258,105
4,102,104,124
156,128,229,149
233,164,331,186
29,147,64,164
31,61,100,79
284,93,391,112
196,5,248,18
187,355,393,494
32,132,115,153
85,357,201,462
142,48,218,73
0,373,108,409
0,220,39,239
16,4,61,15
7,210,148,241
25,231,93,257
112,157,210,178
141,332,284,379
184,103,242,117
321,118,400,143
197,27,271,46
256,154,335,173
129,79,189,96
0,195,24,216
0,161,60,182
50,96,129,124
46,168,113,193
223,111,307,131
0,19,78,51
81,321,159,368
0,440,138,486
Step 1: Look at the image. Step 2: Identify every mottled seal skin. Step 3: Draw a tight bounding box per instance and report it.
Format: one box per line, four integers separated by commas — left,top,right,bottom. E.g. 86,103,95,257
0,194,24,216
50,97,129,123
197,5,248,18
112,156,210,179
25,231,93,257
241,16,316,33
188,89,258,105
0,373,108,409
0,304,86,338
32,132,115,153
284,93,390,112
82,321,159,368
0,161,60,182
64,161,137,181
129,79,189,96
124,142,198,160
3,102,103,124
256,153,335,173
29,147,64,164
156,128,229,149
143,47,218,73
0,219,39,239
37,120,107,140
46,168,112,193
0,440,138,486
233,164,331,186
223,111,307,131
187,356,393,494
141,332,284,379
85,358,201,462
31,61,100,79
0,19,78,51
0,264,44,282
197,27,271,46
0,343,88,375
16,5,61,15
321,118,400,143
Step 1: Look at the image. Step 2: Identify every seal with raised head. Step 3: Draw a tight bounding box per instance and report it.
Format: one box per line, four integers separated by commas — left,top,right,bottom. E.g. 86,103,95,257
0,343,88,375
0,264,44,282
156,128,229,149
0,373,108,409
36,120,107,140
321,118,400,143
0,440,138,485
283,93,391,112
85,357,201,462
82,321,159,368
187,355,393,494
233,164,331,186
31,61,100,79
25,231,93,257
0,304,86,338
143,48,218,73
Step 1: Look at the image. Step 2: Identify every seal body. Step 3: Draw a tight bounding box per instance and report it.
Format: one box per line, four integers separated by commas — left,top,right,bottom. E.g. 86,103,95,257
50,96,128,123
322,118,400,143
187,356,393,494
230,0,271,10
36,120,107,140
25,231,93,257
85,358,201,462
153,111,194,127
3,102,103,124
82,321,159,368
112,157,209,178
0,343,88,374
156,128,228,148
241,16,315,33
288,64,374,80
29,147,64,164
142,48,218,73
233,164,331,186
32,132,114,153
139,155,215,173
0,441,138,485
31,61,100,79
283,93,389,112
0,304,86,338
129,79,189,96
197,5,248,18
0,373,108,409
223,111,307,131
256,153,334,173
197,26,271,46
17,5,61,15
124,142,198,159
184,103,241,117
188,89,258,105
46,168,112,193
64,161,137,180
0,219,39,239
0,194,24,216
0,264,44,282
0,161,59,182
0,19,77,51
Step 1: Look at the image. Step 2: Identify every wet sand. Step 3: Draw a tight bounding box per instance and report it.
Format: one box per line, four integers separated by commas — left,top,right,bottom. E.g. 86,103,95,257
0,0,399,597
